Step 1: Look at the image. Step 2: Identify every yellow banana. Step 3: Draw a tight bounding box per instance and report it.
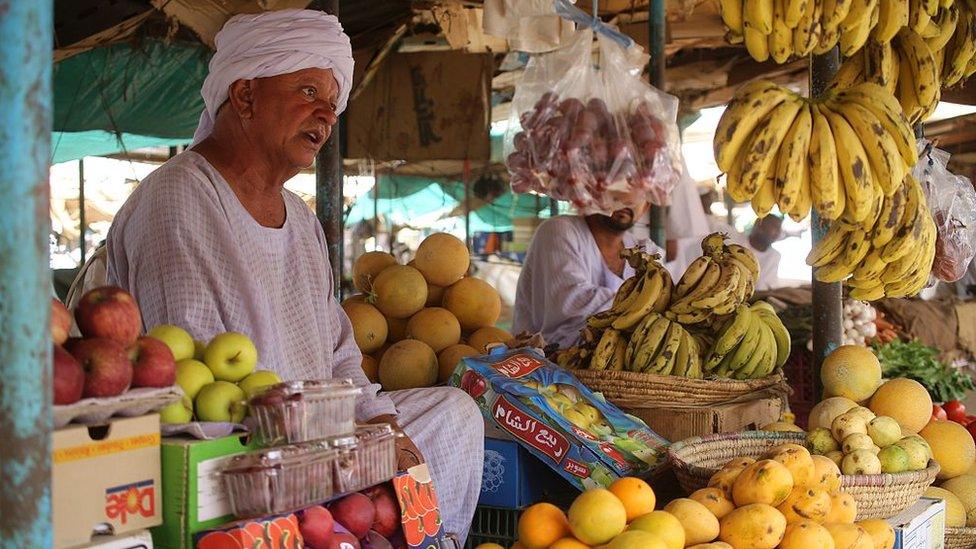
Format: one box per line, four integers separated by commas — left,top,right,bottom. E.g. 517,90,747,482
829,98,906,196
924,0,940,17
926,5,959,51
670,261,723,314
943,8,976,86
823,0,856,30
738,98,804,199
897,29,940,113
713,305,755,355
753,176,779,216
909,0,933,31
745,0,775,33
611,269,664,330
840,4,876,56
871,179,908,247
815,25,841,53
786,0,808,27
794,0,820,53
770,0,795,62
589,329,622,370
841,0,879,32
726,243,761,281
734,321,773,378
829,54,865,92
852,248,890,280
787,157,813,222
672,330,691,377
648,322,683,374
690,265,742,310
816,230,871,282
806,223,854,267
725,315,765,373
880,177,924,262
753,305,791,368
820,104,875,223
625,313,659,369
775,103,813,213
714,80,795,172
675,255,713,298
720,0,745,33
874,0,910,41
836,83,917,166
630,315,669,372
808,104,845,220
609,335,627,371
896,50,924,123
864,41,897,92
745,26,772,61
849,281,887,301
611,274,640,309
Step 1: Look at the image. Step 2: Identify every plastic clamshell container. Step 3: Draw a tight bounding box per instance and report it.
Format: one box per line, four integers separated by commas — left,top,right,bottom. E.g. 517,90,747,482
248,379,361,446
328,425,397,493
221,440,337,518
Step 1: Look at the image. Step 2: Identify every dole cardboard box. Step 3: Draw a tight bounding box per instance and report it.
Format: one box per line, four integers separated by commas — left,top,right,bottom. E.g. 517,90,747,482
150,434,258,549
53,414,162,548
450,347,670,491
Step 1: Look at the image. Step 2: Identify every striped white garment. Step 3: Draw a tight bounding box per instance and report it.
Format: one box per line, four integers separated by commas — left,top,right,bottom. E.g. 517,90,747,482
513,215,663,348
106,151,483,540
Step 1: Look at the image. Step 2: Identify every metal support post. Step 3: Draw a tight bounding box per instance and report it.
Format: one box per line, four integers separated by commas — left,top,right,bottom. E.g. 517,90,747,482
647,0,668,248
0,1,53,545
810,49,843,398
79,158,87,265
313,0,344,298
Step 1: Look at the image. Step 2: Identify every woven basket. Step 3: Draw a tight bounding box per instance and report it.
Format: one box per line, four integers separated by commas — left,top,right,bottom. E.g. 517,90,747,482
945,527,976,549
571,368,790,407
668,431,940,520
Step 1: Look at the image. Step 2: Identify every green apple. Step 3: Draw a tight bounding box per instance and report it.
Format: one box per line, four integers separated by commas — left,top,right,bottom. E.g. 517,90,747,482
204,332,258,382
160,396,194,424
195,381,246,423
149,324,195,361
175,359,215,399
238,370,282,399
193,340,207,361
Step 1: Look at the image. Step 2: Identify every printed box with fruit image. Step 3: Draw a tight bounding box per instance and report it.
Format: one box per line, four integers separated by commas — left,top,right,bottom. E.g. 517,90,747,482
450,347,670,491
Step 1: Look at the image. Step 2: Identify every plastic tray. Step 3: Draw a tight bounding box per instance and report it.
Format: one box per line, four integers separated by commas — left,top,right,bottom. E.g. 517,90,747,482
53,385,183,428
248,379,361,446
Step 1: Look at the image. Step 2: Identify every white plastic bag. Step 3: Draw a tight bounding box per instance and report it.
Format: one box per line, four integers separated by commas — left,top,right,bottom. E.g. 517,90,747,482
504,28,683,215
914,140,976,282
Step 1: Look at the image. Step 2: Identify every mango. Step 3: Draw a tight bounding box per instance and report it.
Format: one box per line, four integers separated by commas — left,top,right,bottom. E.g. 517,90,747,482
762,443,815,487
826,523,873,549
779,520,836,549
663,498,719,545
689,487,735,519
777,486,832,524
719,504,786,549
732,459,794,507
825,492,858,524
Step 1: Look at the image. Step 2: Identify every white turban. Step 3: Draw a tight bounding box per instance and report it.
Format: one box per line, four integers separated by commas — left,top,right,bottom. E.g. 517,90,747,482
191,9,354,145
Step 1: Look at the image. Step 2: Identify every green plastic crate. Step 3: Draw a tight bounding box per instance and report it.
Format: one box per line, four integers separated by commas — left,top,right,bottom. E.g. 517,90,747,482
466,506,519,548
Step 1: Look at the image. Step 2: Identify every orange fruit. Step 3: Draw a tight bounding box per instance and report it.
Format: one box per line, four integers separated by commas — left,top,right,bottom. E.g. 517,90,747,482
518,503,571,549
548,538,590,549
609,477,657,522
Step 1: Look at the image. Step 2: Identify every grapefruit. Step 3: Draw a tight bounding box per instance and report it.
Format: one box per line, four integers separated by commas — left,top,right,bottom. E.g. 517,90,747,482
372,265,428,319
413,233,470,286
627,511,685,549
868,378,933,434
808,397,859,430
353,251,397,291
567,488,627,545
609,477,656,522
517,503,570,549
378,340,438,391
437,344,478,383
405,308,461,353
920,420,976,479
468,326,513,353
340,301,388,354
820,346,882,403
443,277,501,331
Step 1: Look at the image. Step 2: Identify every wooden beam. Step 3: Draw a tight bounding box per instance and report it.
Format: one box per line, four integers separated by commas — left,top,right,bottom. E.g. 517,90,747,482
349,22,408,102
54,8,153,62
150,0,312,48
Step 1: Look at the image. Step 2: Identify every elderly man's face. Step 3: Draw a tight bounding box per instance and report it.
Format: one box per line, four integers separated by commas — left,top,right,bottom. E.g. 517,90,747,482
246,67,339,169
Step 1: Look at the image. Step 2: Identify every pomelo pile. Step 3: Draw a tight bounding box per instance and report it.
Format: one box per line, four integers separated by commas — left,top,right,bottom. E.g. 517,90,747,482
344,233,509,391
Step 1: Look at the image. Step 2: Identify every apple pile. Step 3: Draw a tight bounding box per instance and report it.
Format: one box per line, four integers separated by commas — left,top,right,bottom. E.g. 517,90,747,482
53,287,177,406
153,324,282,425
505,92,676,213
299,484,404,549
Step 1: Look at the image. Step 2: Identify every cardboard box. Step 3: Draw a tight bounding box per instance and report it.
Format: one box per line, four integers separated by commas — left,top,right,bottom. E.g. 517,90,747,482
54,414,162,548
347,50,492,162
450,347,670,491
480,437,575,509
151,434,257,549
628,398,783,442
887,497,946,549
76,529,153,548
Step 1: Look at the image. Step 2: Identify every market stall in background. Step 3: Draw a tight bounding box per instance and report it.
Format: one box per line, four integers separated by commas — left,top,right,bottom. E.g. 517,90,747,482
5,0,976,548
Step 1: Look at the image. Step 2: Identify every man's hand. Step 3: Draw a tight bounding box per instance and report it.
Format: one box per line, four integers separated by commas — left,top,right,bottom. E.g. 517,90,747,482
366,414,425,471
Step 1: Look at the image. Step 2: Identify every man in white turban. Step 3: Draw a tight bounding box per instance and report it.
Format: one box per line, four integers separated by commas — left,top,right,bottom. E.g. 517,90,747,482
105,10,483,540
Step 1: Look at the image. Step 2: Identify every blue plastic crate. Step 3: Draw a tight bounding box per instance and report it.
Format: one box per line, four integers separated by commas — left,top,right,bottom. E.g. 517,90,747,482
480,437,575,509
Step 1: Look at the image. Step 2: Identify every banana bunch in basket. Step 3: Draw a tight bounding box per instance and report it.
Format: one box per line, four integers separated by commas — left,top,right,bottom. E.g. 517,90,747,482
807,173,937,299
586,249,674,331
665,233,760,325
587,313,705,376
703,302,791,379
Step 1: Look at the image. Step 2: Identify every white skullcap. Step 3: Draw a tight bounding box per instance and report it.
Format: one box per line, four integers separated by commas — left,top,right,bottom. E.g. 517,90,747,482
191,9,354,145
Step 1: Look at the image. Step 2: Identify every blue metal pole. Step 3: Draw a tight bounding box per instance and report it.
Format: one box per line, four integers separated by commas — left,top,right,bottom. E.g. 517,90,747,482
647,0,668,248
0,0,53,545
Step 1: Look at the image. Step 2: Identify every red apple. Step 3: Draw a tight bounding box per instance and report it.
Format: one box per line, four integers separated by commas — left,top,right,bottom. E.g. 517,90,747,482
327,533,360,549
51,298,72,345
68,338,133,398
933,405,948,421
329,493,375,540
128,336,176,388
300,506,335,549
75,286,142,345
53,345,85,405
366,485,401,539
945,400,967,422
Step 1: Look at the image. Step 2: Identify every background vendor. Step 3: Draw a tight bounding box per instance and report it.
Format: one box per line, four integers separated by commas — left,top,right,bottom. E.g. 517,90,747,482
513,204,663,348
103,10,482,541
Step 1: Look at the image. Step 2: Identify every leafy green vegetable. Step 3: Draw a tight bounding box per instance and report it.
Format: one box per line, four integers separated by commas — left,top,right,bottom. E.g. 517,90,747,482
872,339,974,403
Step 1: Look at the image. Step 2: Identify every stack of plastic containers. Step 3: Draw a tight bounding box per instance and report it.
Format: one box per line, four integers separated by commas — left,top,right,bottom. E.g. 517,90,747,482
220,379,397,518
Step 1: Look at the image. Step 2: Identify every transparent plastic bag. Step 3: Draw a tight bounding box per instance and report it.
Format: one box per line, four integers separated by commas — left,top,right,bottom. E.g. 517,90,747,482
914,140,976,283
504,28,683,215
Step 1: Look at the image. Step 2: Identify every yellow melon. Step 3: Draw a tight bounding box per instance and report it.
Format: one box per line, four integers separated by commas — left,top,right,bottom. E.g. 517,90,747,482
821,346,882,403
378,339,438,390
341,301,388,354
372,265,428,319
426,284,445,307
809,397,860,431
780,520,835,549
469,326,513,353
353,251,397,291
825,523,873,549
719,504,786,549
663,498,720,545
360,354,378,383
689,488,736,519
856,519,895,549
437,344,478,383
923,487,966,527
940,475,976,517
868,378,933,434
405,307,461,353
920,420,976,479
732,460,794,507
443,277,501,331
413,233,470,286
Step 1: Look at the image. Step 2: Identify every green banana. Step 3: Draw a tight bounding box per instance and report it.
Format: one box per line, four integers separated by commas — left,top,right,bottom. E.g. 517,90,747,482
713,305,754,356
647,323,683,374
752,306,792,367
624,314,657,368
725,314,765,373
631,315,671,372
